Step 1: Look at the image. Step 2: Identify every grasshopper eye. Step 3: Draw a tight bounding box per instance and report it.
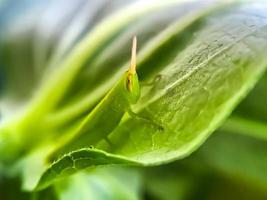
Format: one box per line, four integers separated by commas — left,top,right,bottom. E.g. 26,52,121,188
125,36,140,103
127,74,133,92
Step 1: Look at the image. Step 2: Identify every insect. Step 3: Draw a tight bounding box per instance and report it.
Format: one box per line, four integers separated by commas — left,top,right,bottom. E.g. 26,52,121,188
50,36,162,159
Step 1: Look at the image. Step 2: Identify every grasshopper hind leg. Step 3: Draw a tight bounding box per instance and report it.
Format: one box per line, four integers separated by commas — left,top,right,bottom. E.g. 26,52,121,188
140,74,162,87
126,108,164,132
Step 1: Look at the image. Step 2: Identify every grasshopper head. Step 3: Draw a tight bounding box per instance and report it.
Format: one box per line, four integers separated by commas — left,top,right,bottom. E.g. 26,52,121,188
125,71,140,104
125,36,140,104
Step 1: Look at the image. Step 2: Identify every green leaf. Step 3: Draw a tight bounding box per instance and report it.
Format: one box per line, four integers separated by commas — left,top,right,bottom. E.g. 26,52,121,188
103,2,267,164
36,2,267,190
35,148,141,191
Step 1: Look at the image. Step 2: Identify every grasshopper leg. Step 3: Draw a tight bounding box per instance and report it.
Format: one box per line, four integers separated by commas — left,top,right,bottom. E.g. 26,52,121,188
126,108,164,131
140,74,162,87
104,137,114,147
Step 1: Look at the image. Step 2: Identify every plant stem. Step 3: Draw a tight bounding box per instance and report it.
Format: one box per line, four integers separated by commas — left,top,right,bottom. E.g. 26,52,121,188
221,116,267,141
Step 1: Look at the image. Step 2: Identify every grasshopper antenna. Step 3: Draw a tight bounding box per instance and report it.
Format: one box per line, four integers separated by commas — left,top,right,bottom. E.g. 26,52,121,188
129,36,137,75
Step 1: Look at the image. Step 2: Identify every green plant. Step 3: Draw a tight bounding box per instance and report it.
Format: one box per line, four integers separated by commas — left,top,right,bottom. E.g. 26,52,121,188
1,0,267,199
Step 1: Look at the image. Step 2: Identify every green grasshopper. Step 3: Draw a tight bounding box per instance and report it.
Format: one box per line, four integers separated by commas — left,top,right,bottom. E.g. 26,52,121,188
51,37,162,159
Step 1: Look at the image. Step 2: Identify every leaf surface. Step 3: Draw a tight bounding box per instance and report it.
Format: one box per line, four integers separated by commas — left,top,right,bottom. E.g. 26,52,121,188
35,148,140,191
105,2,267,164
